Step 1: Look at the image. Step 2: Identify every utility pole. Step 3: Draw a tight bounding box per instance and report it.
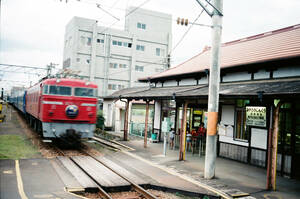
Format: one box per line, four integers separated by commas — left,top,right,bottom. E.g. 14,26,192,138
47,62,57,78
201,0,223,179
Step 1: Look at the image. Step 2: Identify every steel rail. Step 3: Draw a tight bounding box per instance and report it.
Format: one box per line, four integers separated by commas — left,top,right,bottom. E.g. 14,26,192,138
82,149,158,199
52,145,112,199
93,135,134,151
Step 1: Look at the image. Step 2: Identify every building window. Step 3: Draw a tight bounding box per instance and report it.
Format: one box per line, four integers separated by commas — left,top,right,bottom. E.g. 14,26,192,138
87,37,92,46
108,84,124,90
97,39,104,43
156,48,165,56
137,22,146,30
136,45,145,51
86,59,90,64
234,99,250,141
135,65,144,72
76,58,80,62
80,36,85,45
118,85,125,90
119,64,127,68
109,63,118,68
112,40,131,48
155,68,164,73
108,84,117,90
156,48,160,56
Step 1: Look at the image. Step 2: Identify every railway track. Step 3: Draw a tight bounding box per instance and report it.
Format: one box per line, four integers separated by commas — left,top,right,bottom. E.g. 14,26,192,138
53,143,157,199
92,135,135,151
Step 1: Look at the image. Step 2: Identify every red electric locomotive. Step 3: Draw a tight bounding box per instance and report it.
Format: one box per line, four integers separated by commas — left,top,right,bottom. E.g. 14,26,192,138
25,78,98,140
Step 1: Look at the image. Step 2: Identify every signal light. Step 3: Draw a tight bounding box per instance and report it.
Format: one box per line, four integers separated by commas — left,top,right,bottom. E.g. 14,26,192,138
177,17,189,26
184,19,188,26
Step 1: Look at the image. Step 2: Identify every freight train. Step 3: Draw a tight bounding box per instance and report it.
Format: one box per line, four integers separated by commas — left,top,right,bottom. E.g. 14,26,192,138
10,78,98,142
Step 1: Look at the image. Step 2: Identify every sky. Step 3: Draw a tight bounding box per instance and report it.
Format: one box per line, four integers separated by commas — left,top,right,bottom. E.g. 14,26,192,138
1,0,300,91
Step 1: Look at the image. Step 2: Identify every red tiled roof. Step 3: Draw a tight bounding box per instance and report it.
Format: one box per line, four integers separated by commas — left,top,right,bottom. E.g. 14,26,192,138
144,24,300,80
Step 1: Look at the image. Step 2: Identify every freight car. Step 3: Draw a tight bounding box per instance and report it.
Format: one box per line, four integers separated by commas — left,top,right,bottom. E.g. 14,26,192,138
11,78,98,141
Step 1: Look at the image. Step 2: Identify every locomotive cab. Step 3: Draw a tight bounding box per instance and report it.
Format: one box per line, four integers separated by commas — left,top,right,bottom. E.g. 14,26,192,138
26,78,98,140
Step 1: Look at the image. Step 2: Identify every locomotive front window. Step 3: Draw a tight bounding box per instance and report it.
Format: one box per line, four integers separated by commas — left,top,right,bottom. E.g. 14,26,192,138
49,86,71,96
43,85,49,94
74,88,96,97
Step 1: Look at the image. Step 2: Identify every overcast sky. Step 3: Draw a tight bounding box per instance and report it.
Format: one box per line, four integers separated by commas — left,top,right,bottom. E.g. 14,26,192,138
1,0,300,91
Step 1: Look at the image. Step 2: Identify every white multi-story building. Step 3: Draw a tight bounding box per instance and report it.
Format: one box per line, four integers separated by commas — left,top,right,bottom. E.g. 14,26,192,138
63,7,172,97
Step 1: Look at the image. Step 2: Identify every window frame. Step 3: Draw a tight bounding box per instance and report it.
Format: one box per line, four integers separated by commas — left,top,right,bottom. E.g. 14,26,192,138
74,87,97,98
48,85,72,96
87,37,92,46
135,65,144,72
233,99,250,142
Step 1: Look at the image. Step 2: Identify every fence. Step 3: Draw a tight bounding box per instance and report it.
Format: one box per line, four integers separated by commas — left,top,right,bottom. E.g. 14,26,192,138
129,122,152,138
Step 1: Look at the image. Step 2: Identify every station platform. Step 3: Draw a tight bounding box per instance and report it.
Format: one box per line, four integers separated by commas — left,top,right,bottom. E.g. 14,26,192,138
0,105,81,199
106,131,300,199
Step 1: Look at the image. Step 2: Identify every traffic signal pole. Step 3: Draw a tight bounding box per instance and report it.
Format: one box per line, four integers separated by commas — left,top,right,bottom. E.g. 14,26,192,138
204,0,223,179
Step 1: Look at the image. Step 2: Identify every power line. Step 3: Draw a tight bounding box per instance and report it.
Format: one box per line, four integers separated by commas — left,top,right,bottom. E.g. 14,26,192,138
96,0,122,25
0,63,48,70
0,69,42,76
98,0,151,35
96,3,120,21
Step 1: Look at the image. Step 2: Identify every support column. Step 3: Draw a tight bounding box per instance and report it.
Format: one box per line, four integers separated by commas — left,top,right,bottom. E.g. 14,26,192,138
144,100,150,148
266,101,284,190
154,100,162,141
123,100,130,141
266,105,273,189
204,0,223,179
179,101,188,160
271,102,282,190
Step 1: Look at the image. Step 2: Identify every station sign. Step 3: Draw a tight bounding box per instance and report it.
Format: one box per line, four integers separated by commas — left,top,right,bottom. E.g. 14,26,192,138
246,106,266,127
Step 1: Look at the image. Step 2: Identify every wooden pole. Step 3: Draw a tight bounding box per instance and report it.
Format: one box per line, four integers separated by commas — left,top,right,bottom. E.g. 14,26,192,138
123,100,130,141
270,101,283,190
144,100,149,148
179,101,188,160
266,105,273,189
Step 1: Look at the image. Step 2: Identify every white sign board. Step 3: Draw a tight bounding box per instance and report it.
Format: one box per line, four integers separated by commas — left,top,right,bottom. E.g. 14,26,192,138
251,128,268,149
218,123,226,136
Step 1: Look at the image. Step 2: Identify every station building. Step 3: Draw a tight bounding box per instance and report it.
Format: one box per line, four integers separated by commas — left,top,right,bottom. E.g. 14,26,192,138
106,24,300,179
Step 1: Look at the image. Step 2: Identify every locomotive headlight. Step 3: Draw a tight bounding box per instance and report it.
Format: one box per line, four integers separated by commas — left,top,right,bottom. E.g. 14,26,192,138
52,128,56,133
48,110,54,116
